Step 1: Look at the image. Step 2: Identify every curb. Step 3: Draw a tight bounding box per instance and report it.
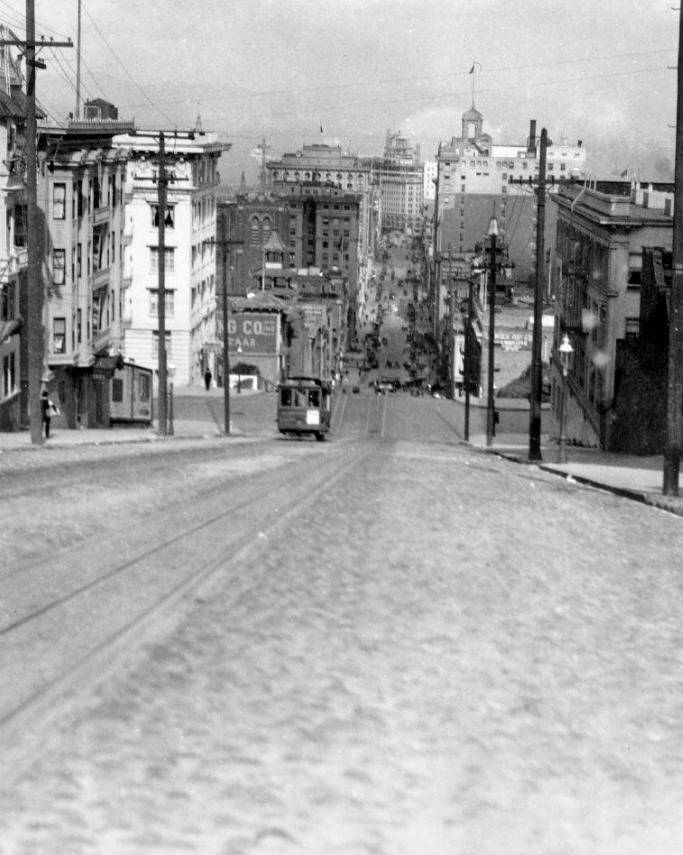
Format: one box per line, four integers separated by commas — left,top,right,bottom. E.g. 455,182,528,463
471,443,683,519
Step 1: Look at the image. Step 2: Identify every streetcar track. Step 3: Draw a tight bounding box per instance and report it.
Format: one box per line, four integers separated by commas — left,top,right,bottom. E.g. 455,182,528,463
0,443,374,781
433,407,463,439
0,493,263,638
0,444,324,583
0,445,344,619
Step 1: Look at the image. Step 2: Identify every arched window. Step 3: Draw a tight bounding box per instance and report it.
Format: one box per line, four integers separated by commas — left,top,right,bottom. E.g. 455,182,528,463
262,217,272,241
250,216,260,246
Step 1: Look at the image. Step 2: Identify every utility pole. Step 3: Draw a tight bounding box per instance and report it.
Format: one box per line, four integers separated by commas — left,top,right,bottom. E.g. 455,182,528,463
157,131,168,436
1,7,72,443
486,217,498,447
664,8,683,495
216,233,243,435
529,127,548,462
75,0,82,117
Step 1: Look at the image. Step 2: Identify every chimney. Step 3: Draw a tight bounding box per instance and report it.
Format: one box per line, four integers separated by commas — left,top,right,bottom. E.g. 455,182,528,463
527,120,537,154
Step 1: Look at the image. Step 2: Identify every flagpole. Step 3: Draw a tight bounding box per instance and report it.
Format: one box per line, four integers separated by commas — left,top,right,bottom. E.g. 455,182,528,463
469,61,481,106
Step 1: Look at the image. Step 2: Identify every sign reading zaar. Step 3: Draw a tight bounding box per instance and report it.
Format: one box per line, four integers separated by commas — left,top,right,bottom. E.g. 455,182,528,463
221,312,277,354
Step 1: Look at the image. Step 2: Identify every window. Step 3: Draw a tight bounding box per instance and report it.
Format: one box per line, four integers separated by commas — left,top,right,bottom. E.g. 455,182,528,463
93,232,106,272
112,378,124,403
138,372,151,401
13,204,27,248
1,282,15,320
3,352,16,397
52,183,66,220
625,317,639,339
151,204,175,228
149,289,175,316
53,249,66,285
250,217,260,246
53,317,66,353
149,247,175,272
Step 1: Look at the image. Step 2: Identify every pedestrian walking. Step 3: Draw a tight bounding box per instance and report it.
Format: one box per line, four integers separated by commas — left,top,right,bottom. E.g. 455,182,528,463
204,369,212,391
40,390,57,438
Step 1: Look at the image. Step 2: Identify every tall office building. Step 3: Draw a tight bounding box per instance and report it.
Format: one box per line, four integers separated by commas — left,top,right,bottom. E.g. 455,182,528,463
435,109,587,284
366,130,425,234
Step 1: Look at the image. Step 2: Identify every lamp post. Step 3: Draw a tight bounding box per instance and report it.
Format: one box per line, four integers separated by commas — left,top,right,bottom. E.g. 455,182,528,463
486,216,498,447
557,333,573,463
167,360,175,436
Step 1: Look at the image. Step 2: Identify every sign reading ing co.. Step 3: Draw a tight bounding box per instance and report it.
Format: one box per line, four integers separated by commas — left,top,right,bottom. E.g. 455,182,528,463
225,313,277,354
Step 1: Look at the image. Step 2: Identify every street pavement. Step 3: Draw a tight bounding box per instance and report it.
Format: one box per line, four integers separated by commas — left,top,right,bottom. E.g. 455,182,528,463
2,384,683,517
4,405,682,854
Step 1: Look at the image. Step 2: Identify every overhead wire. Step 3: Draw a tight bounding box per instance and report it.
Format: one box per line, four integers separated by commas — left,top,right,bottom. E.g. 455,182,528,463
78,0,175,126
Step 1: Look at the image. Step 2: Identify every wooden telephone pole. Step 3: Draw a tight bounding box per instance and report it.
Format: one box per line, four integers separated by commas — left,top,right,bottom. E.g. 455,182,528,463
1,6,72,443
529,127,548,462
156,132,169,436
664,8,683,495
507,121,551,462
215,232,243,435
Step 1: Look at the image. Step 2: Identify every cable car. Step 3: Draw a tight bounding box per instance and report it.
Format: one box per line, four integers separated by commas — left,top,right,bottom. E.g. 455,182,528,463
277,376,332,441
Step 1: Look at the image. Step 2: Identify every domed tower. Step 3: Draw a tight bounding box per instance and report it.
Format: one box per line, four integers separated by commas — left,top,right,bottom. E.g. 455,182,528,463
462,105,484,142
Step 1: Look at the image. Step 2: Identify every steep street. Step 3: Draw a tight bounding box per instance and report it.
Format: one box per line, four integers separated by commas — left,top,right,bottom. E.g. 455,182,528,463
1,389,682,854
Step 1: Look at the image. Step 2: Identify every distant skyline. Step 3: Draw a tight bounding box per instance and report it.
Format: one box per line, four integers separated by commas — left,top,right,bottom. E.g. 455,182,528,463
14,0,680,185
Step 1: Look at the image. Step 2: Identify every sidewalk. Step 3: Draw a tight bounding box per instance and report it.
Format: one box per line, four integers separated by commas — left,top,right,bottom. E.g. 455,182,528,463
0,386,278,455
468,431,683,517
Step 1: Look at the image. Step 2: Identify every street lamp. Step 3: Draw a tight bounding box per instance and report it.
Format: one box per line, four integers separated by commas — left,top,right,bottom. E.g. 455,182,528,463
486,216,498,447
167,360,175,436
557,333,574,463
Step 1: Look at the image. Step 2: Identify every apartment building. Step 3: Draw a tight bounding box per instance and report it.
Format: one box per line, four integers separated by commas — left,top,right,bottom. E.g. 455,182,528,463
37,108,134,427
551,179,673,450
114,129,228,387
0,42,28,430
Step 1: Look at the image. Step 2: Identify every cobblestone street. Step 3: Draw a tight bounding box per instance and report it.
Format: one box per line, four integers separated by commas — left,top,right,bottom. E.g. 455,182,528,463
2,437,682,854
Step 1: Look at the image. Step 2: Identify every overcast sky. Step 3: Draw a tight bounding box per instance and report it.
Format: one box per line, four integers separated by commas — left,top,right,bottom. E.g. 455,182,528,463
17,0,680,185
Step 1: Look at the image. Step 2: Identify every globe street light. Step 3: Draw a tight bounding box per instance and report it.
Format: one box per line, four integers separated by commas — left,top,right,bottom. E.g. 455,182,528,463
557,333,574,463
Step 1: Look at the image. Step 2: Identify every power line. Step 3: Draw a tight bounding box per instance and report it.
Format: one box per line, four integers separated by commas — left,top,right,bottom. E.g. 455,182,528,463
78,0,174,126
48,46,96,104
111,63,671,127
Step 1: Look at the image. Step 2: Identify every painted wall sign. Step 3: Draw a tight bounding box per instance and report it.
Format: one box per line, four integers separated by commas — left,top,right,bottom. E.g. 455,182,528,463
223,313,278,354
